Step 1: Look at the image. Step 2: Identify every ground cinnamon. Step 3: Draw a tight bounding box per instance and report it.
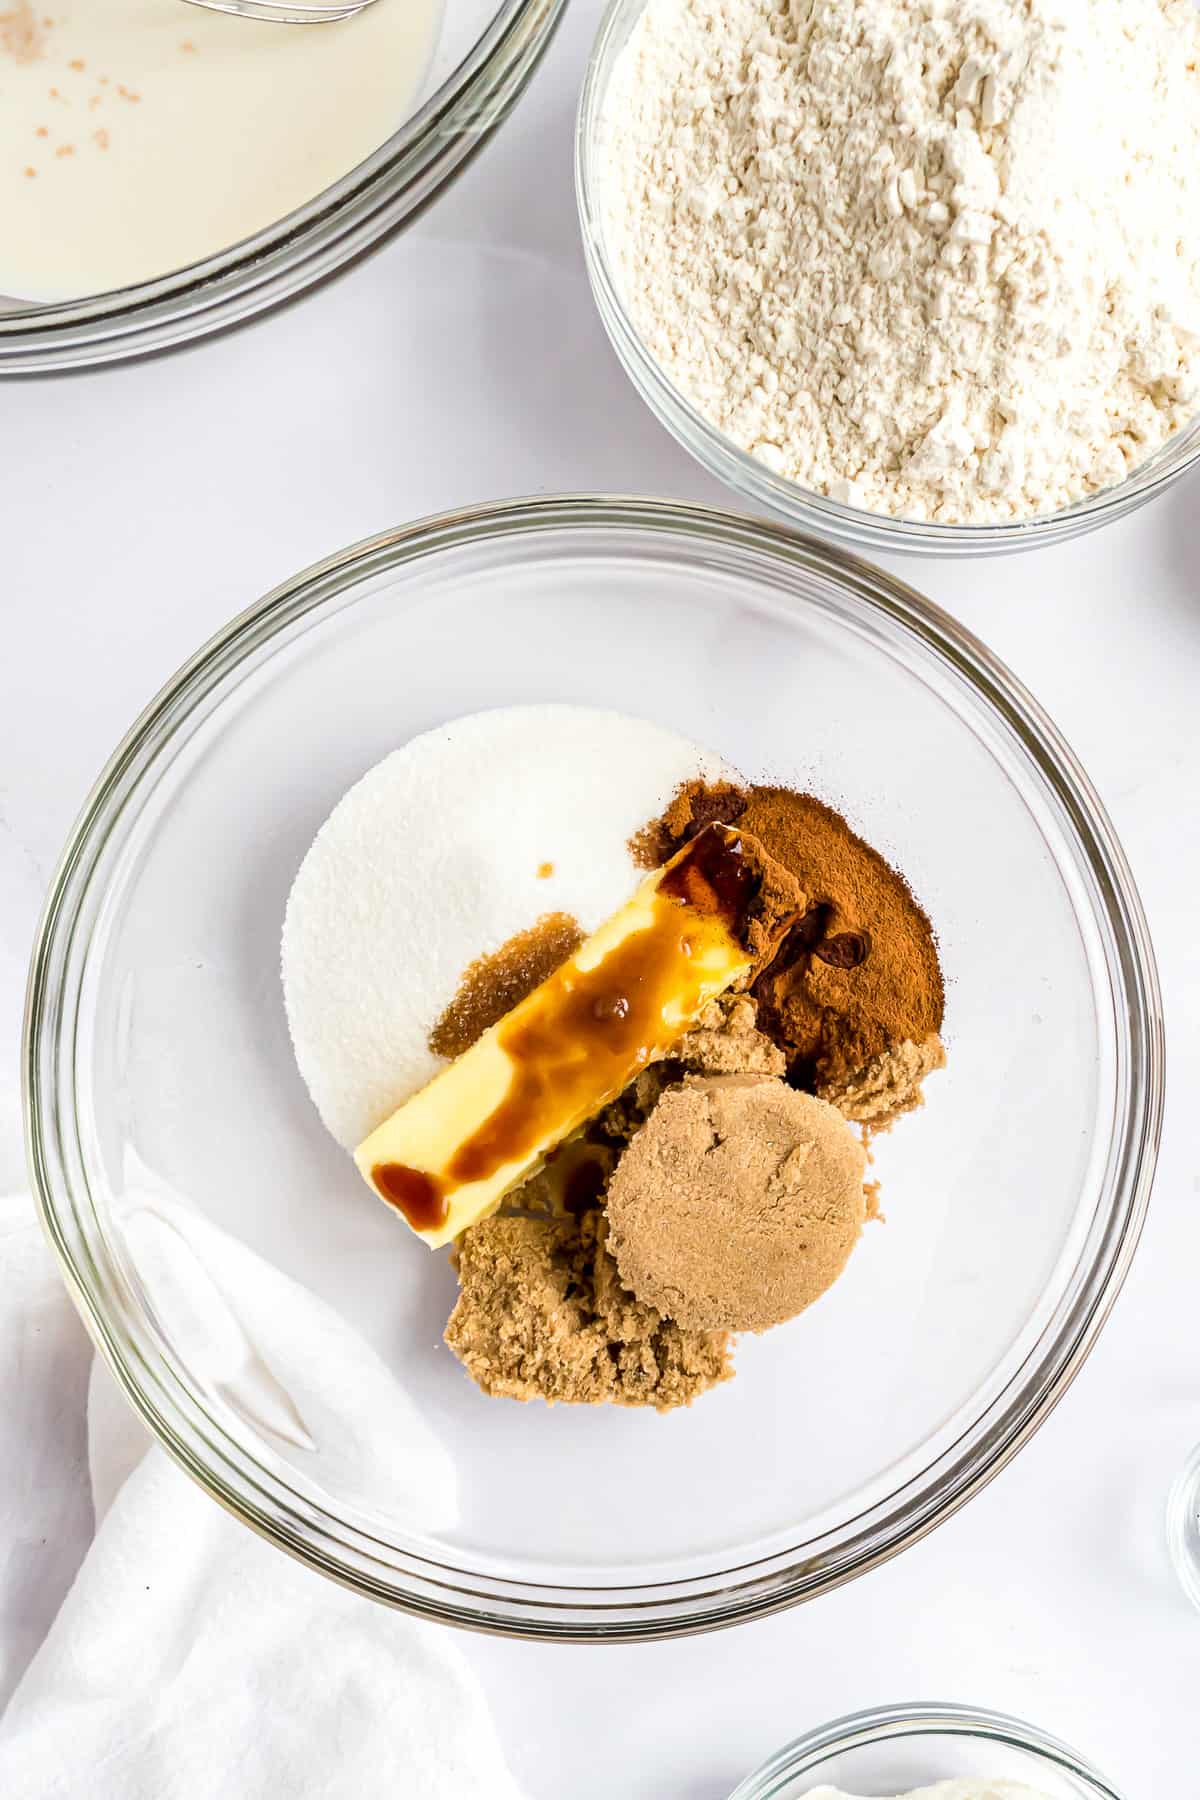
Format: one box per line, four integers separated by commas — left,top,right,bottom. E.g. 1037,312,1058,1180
634,780,944,1094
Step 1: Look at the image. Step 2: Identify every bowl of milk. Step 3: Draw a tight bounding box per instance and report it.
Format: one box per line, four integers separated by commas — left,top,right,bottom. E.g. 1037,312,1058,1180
0,0,564,370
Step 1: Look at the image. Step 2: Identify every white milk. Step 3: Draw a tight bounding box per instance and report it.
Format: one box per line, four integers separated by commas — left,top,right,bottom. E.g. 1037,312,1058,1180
0,0,441,300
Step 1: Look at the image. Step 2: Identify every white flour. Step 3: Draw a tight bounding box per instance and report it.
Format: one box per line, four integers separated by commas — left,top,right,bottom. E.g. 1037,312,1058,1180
601,0,1200,523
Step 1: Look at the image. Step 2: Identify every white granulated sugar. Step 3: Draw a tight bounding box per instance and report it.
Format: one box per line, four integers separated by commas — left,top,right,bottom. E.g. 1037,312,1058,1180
601,0,1200,523
282,705,733,1148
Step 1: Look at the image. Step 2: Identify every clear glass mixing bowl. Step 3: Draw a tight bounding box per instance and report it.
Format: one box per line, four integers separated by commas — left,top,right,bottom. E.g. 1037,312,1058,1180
576,0,1200,558
0,0,563,374
728,1702,1125,1799
25,496,1162,1638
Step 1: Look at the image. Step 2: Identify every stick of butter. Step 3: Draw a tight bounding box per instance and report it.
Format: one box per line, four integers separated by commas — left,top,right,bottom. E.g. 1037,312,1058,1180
354,824,803,1248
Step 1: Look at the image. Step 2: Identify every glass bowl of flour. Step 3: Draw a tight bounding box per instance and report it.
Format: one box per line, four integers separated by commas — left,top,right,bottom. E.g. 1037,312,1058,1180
577,0,1200,555
0,0,563,372
727,1703,1125,1800
25,496,1161,1637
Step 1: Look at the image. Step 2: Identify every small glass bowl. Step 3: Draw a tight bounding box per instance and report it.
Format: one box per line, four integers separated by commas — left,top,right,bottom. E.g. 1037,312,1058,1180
1166,1440,1200,1614
0,0,563,374
575,0,1200,558
25,496,1162,1638
729,1703,1125,1800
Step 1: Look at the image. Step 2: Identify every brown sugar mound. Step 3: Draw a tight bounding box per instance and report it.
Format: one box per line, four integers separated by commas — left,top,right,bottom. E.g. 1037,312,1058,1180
821,1034,947,1129
496,998,786,1234
670,995,788,1078
606,1078,867,1333
429,912,583,1058
596,995,786,1145
445,1209,732,1410
635,781,944,1108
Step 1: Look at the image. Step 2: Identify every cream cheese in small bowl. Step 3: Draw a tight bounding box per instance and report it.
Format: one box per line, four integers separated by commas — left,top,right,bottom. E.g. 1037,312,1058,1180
803,1787,1050,1800
728,1704,1125,1800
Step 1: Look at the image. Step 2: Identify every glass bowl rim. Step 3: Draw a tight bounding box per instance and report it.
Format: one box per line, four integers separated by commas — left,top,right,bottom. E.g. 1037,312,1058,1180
726,1700,1126,1799
0,0,565,375
574,0,1200,557
24,493,1163,1640
1165,1438,1200,1615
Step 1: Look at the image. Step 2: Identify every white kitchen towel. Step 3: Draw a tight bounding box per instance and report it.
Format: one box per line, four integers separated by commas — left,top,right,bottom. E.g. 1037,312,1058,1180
0,1188,527,1800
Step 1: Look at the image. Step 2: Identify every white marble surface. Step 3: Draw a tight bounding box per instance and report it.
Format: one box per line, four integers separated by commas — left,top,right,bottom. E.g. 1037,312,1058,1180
2,3,1199,1793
